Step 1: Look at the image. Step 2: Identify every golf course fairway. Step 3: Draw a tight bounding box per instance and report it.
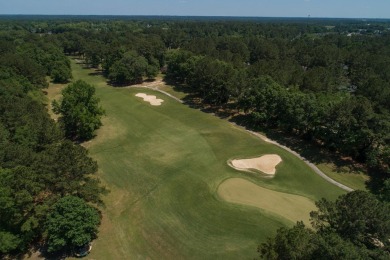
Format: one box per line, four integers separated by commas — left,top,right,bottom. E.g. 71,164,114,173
68,60,346,259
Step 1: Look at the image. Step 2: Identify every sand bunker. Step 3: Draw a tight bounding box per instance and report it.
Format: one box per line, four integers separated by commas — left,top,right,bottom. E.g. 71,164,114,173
135,93,164,106
230,154,282,175
218,178,316,225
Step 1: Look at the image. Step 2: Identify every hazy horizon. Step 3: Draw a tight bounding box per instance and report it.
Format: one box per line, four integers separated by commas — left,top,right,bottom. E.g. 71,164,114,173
0,0,389,19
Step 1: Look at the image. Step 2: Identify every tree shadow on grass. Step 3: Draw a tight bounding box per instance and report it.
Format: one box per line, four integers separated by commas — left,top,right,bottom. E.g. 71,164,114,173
229,113,367,176
106,80,131,88
180,91,238,120
181,95,368,180
88,71,104,77
163,77,193,95
13,244,67,260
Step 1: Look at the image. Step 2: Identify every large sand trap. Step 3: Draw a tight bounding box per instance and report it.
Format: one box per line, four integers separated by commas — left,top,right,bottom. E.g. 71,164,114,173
230,154,282,175
135,93,164,106
218,178,316,225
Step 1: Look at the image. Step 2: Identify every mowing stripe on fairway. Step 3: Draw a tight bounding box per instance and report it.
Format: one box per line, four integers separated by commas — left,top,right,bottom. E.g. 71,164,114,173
67,59,346,259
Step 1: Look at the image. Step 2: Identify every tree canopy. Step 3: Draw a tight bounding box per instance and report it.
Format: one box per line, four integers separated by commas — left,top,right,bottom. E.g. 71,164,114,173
45,196,100,253
259,191,390,259
53,80,104,141
1,16,390,258
108,51,159,85
0,31,105,257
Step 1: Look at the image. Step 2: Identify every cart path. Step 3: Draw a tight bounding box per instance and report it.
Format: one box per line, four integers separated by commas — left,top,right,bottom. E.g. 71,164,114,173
242,129,354,192
131,83,354,192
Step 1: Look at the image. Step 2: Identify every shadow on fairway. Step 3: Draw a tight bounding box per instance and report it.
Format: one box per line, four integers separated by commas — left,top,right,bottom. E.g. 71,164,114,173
176,87,368,183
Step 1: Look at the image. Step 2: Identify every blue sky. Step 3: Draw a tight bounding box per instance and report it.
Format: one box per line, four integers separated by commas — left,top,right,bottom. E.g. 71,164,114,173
0,0,389,18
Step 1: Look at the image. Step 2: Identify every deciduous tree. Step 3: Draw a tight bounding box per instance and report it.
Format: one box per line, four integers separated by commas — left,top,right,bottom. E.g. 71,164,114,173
45,196,100,253
52,80,104,141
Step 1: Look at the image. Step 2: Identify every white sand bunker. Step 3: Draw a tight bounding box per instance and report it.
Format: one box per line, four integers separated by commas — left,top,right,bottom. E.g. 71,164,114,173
230,154,282,175
135,93,164,106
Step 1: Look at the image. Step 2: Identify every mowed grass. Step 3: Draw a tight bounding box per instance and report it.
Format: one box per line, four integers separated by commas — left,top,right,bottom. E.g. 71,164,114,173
69,60,345,259
317,163,368,190
156,84,189,100
155,81,369,191
45,80,67,120
218,178,317,225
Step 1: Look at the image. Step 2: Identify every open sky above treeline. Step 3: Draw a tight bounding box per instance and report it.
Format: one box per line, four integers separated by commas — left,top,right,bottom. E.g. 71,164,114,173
0,0,389,19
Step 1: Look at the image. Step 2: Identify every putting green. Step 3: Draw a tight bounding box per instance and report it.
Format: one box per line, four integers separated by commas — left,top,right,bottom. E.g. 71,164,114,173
66,60,345,259
218,178,317,225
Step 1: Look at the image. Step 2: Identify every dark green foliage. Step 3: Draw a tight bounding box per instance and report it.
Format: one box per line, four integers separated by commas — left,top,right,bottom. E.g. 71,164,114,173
37,140,106,204
50,60,72,83
45,196,100,253
1,17,390,257
162,23,390,193
258,222,316,260
16,39,72,83
378,179,390,202
53,80,104,141
0,167,45,249
0,231,21,254
84,40,104,68
311,191,390,249
0,32,103,257
259,191,390,259
187,56,236,105
0,53,48,89
165,49,197,84
0,83,62,154
108,51,156,85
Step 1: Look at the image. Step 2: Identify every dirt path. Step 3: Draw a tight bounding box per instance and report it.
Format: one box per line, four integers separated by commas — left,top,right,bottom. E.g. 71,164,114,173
127,83,354,192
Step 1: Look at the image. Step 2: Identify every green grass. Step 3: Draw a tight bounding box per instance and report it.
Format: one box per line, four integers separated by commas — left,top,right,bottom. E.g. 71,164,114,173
317,163,369,191
44,79,68,120
68,60,346,259
218,178,317,225
259,128,369,192
157,83,189,100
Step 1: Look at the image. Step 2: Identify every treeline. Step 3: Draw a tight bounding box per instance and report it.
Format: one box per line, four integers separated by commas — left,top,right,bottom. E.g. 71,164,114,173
1,17,390,258
27,18,389,196
0,31,72,84
165,50,389,198
171,23,390,196
259,191,390,259
0,30,104,256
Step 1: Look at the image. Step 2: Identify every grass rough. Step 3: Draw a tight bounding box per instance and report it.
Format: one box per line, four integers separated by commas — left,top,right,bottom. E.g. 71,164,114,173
66,60,346,259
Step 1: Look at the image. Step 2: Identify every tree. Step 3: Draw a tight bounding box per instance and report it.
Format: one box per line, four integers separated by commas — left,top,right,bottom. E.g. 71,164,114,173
108,51,152,85
50,60,72,83
259,191,390,259
0,34,105,257
0,167,46,253
310,190,390,249
186,57,235,105
52,80,104,141
258,222,316,260
0,231,21,254
37,140,105,204
45,196,100,253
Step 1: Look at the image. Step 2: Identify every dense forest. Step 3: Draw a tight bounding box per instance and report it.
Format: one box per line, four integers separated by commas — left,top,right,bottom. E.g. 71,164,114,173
0,25,105,257
0,16,389,258
32,17,389,195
